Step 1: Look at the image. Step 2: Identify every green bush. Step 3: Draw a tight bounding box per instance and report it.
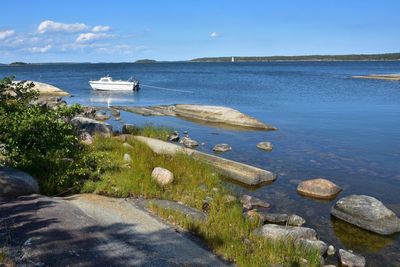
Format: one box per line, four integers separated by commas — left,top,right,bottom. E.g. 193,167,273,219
0,76,102,194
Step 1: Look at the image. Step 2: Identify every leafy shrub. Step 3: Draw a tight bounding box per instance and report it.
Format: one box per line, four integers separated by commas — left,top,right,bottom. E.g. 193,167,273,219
0,76,103,194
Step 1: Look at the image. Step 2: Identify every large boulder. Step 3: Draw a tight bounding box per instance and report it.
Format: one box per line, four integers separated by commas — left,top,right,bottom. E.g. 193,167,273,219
0,167,39,198
297,178,342,200
71,116,112,136
331,195,400,235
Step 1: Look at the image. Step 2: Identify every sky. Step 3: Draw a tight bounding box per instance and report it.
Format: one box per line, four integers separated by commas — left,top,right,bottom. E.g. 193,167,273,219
0,0,399,63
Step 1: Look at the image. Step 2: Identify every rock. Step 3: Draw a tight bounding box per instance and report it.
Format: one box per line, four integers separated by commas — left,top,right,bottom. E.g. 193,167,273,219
123,142,134,149
110,109,120,117
168,133,180,142
287,214,306,227
79,132,93,145
123,154,132,162
147,199,207,222
0,167,39,198
95,112,110,121
254,224,317,241
213,144,232,152
262,213,289,224
16,80,70,96
331,195,400,235
113,104,277,130
151,167,174,186
224,194,236,203
81,106,96,118
134,136,277,186
297,178,342,200
182,138,199,148
256,142,273,151
327,245,336,256
300,239,328,254
339,249,366,267
122,124,138,134
71,116,112,136
240,194,271,209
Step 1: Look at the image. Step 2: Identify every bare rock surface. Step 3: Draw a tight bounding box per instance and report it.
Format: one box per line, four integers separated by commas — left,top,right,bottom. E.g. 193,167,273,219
254,224,317,241
240,194,271,209
151,167,174,186
146,199,207,222
134,136,276,186
0,194,227,266
113,104,277,130
339,249,366,267
256,141,273,151
213,144,232,152
71,116,113,136
0,167,39,198
352,73,400,81
297,178,342,200
16,81,70,96
331,194,400,235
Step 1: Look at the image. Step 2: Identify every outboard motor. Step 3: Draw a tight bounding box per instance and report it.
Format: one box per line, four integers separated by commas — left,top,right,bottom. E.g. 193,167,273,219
133,80,140,91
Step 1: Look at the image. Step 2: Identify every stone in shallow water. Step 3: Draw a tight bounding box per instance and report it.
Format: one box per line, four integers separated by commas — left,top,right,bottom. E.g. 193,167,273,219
213,144,232,152
299,239,328,254
256,141,273,151
182,138,199,148
254,224,317,241
287,214,306,227
331,195,400,235
339,249,366,267
297,178,342,200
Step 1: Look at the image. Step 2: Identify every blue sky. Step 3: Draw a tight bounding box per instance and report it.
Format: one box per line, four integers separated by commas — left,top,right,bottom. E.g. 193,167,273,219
0,0,399,63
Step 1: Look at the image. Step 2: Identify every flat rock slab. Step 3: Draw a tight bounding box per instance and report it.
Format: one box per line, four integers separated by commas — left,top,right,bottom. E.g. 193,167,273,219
254,224,318,241
297,178,342,200
134,136,276,186
339,249,366,267
240,194,271,209
146,199,207,222
16,81,70,96
0,167,39,198
331,194,400,235
0,194,227,266
113,104,277,130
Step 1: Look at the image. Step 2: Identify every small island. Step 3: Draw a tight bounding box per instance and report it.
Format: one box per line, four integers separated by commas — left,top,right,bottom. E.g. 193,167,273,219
9,62,29,66
134,59,157,63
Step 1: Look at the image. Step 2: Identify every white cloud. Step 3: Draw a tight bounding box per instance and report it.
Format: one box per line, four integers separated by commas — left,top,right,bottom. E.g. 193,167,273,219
210,31,219,38
38,20,88,34
28,44,52,53
0,30,15,40
76,33,111,43
92,25,111,32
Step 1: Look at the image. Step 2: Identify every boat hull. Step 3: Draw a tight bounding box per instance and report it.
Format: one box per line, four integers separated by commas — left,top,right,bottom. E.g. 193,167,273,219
89,81,135,91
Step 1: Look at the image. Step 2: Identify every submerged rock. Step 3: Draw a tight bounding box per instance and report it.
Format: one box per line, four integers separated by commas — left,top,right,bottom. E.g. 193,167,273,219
297,178,342,200
240,194,271,209
213,144,232,152
339,249,366,267
0,167,39,198
256,142,273,151
331,195,400,235
71,116,112,136
151,167,174,186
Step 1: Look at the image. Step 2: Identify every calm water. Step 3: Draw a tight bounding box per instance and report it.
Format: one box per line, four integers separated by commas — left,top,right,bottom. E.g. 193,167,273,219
1,61,400,265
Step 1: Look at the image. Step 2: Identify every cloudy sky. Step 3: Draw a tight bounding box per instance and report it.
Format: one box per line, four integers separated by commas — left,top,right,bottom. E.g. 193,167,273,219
1,0,399,63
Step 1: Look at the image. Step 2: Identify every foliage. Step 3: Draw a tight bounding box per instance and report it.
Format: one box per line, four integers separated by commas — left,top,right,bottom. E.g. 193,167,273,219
83,136,321,266
0,76,100,194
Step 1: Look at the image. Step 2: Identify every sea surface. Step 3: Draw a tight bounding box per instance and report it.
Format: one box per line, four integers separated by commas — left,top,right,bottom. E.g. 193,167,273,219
1,61,400,265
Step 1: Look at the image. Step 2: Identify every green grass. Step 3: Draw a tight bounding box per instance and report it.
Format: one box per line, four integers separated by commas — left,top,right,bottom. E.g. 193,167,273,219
124,124,172,141
82,135,321,266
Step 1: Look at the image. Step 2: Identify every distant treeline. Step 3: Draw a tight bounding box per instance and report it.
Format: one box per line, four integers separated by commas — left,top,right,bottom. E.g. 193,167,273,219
191,53,400,62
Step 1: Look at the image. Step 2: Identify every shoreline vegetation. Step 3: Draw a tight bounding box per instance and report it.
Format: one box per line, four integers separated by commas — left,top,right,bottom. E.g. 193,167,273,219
1,52,400,65
0,76,321,266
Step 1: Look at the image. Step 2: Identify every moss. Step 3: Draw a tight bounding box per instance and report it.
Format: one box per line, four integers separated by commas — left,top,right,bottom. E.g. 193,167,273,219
83,135,321,266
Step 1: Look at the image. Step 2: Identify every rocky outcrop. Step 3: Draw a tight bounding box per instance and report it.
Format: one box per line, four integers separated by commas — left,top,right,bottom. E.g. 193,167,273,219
245,211,305,226
297,178,342,200
0,167,39,198
151,167,174,186
352,73,400,81
339,249,366,267
71,116,113,136
133,136,276,186
254,224,317,241
213,144,232,152
331,195,400,235
113,104,277,130
16,81,70,96
256,142,273,151
147,199,207,222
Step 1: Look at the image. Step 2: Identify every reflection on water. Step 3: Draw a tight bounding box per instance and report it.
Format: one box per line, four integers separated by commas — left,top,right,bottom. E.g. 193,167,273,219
89,90,140,106
331,216,394,252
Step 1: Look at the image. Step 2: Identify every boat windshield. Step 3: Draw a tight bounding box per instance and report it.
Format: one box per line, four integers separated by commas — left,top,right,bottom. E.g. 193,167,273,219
99,77,112,82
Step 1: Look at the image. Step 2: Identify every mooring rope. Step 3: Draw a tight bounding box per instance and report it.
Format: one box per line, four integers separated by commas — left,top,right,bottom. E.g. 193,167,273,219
140,84,193,93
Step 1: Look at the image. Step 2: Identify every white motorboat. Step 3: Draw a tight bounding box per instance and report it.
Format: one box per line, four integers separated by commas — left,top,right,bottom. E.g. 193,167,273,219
89,76,140,91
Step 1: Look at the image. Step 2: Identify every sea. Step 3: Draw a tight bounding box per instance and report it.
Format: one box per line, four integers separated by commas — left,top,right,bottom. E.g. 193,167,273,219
1,61,400,265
